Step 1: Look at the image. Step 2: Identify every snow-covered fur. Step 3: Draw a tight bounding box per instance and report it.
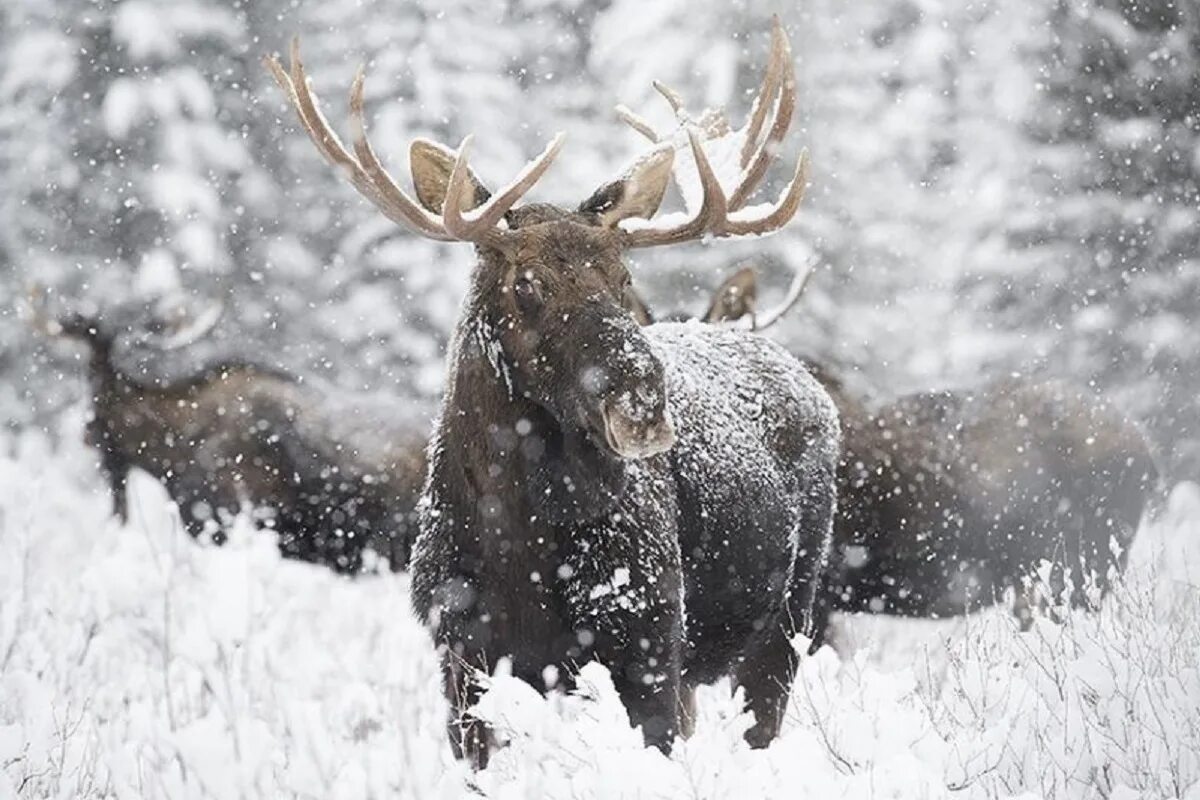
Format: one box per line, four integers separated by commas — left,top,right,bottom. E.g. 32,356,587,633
412,318,839,762
820,371,1159,621
61,306,426,573
662,276,1158,629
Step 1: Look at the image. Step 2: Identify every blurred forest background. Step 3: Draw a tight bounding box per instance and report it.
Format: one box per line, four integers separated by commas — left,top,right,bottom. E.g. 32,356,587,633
1,0,1197,483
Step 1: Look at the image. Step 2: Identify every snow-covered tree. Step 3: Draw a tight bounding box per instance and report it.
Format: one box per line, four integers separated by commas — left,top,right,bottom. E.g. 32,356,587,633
973,0,1200,481
0,0,1191,479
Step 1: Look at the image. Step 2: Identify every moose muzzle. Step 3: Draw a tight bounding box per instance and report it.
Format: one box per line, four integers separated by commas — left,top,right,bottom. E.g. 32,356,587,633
600,390,676,459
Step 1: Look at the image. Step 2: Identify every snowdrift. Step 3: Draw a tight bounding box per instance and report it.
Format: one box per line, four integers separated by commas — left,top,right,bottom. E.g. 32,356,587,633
2,416,1198,799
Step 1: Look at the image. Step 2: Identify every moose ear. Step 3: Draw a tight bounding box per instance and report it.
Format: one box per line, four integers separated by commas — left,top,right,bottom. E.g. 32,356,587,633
579,146,675,228
703,266,758,323
409,139,492,214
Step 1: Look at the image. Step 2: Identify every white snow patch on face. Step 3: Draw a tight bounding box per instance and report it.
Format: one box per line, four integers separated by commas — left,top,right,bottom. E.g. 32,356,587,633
473,316,514,398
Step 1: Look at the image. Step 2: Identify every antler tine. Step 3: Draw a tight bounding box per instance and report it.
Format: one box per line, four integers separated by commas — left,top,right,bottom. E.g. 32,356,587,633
729,18,796,211
741,262,815,332
265,46,392,218
615,105,660,143
723,148,809,237
346,66,457,240
626,128,727,248
652,81,686,115
153,301,225,350
440,133,566,243
739,17,787,170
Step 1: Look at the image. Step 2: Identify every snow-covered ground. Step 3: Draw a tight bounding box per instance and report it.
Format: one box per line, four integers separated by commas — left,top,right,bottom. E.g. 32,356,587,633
3,413,1199,799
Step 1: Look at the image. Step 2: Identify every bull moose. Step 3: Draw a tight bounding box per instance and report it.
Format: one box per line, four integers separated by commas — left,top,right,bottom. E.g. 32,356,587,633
267,18,839,763
36,293,425,573
684,268,1160,627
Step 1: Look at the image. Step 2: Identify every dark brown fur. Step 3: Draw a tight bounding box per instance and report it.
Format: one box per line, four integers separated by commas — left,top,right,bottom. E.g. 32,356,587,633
822,375,1158,623
409,171,838,764
684,270,1159,630
60,310,424,573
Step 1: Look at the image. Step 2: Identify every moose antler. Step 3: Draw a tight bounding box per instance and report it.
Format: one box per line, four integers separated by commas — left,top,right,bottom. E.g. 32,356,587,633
616,17,809,248
726,263,815,332
25,284,63,337
152,300,225,351
265,40,564,246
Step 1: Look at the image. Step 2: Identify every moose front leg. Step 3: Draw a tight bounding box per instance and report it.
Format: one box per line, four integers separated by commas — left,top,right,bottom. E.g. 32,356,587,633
86,422,129,523
577,606,684,753
564,527,685,753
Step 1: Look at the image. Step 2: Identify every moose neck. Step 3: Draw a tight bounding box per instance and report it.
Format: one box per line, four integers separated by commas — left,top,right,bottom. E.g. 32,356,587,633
436,303,630,530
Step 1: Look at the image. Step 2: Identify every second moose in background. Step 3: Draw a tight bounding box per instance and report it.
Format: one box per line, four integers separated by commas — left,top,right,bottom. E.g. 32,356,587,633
34,292,427,573
657,266,1159,633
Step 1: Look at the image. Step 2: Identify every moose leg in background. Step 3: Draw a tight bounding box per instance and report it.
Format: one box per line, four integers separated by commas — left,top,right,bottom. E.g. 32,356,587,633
1031,513,1114,620
85,417,130,522
1073,443,1159,604
798,448,839,656
678,686,698,739
107,466,129,523
1056,518,1089,612
1006,526,1084,630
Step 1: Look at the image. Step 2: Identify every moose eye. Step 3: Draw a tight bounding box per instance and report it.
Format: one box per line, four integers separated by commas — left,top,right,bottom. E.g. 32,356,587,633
513,276,541,314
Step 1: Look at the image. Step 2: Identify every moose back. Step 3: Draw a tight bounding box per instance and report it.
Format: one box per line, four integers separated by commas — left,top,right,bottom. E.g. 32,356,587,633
48,299,425,573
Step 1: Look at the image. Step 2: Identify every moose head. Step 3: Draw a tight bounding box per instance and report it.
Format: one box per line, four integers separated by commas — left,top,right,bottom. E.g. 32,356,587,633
28,287,226,395
625,263,815,334
264,18,806,462
29,287,225,354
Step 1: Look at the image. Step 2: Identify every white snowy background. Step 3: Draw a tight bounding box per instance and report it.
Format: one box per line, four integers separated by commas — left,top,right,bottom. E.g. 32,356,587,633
2,0,1200,797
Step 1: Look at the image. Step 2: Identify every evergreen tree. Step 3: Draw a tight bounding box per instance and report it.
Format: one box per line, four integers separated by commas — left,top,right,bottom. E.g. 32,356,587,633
1,0,1191,484
976,0,1200,480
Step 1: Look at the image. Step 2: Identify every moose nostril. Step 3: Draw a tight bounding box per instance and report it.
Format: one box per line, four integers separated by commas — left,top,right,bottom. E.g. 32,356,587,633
635,385,661,408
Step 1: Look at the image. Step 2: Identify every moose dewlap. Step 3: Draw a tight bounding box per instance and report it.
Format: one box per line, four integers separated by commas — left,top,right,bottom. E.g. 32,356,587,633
267,18,837,764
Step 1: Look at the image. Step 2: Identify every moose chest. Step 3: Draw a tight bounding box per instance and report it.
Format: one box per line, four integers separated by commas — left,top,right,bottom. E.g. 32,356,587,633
417,477,577,668
416,442,685,682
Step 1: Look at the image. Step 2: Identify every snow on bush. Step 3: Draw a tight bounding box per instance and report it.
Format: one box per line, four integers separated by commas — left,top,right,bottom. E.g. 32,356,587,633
2,416,1198,799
